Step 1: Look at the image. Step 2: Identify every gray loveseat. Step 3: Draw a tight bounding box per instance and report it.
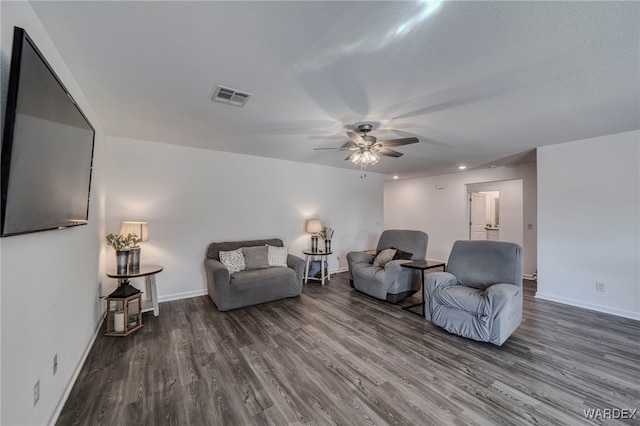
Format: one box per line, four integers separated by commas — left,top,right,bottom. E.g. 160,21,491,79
205,238,305,311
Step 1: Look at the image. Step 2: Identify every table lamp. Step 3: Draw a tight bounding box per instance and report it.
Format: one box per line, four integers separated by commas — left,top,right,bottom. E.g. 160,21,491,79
306,219,322,252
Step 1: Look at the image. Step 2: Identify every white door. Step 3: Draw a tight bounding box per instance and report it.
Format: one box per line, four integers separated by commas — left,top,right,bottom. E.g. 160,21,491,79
469,192,487,240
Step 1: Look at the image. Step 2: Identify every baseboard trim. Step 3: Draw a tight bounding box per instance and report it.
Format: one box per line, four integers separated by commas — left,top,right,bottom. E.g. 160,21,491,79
535,292,640,321
523,273,536,281
47,314,104,426
158,289,208,303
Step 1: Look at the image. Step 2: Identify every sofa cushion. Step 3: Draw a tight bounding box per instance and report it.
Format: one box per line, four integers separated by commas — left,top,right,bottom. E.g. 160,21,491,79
266,244,288,267
207,238,283,260
219,248,246,273
243,246,269,270
435,285,487,316
373,248,397,267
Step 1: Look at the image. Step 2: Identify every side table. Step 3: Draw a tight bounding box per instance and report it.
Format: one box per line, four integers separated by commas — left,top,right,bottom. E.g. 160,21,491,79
303,250,332,286
107,265,164,316
400,260,446,316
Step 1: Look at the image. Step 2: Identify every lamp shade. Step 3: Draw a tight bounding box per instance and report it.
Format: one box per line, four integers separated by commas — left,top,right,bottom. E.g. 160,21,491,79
120,221,149,241
306,219,323,234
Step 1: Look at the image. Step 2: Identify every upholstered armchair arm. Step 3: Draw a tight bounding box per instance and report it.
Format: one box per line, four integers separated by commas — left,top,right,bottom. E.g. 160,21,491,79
485,283,523,345
287,254,305,285
383,259,413,281
347,251,374,265
424,272,458,321
205,258,230,285
346,251,374,281
204,258,230,309
426,272,458,291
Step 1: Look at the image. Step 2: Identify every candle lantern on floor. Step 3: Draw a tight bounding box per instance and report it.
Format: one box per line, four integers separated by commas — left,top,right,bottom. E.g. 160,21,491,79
105,286,143,336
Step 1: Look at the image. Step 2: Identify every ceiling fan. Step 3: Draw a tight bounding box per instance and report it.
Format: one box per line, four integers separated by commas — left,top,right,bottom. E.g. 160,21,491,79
315,123,419,177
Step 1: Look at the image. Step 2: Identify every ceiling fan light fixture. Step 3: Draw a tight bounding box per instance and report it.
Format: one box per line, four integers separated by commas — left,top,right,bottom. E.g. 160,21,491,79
316,123,419,178
361,150,380,165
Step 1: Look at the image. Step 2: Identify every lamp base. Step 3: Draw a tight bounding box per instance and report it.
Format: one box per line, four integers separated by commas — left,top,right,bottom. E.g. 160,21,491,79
311,235,318,252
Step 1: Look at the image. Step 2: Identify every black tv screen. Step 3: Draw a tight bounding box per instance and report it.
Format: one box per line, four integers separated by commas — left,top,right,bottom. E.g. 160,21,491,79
1,27,95,237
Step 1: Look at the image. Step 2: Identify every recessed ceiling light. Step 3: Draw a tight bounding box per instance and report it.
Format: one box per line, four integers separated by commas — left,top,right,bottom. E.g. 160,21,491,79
458,165,467,170
393,175,399,179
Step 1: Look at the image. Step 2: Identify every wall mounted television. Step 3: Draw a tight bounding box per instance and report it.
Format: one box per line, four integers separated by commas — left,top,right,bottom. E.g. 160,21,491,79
1,27,95,237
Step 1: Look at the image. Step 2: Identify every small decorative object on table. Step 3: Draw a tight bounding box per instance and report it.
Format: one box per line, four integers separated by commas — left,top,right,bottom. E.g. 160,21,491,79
106,233,136,274
119,221,149,272
319,226,334,253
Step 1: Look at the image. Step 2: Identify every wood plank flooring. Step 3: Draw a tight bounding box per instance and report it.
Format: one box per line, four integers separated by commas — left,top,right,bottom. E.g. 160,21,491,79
57,273,640,425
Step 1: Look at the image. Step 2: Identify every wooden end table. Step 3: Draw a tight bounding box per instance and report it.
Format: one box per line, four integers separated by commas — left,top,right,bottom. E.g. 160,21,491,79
107,265,164,316
303,250,332,286
401,260,446,316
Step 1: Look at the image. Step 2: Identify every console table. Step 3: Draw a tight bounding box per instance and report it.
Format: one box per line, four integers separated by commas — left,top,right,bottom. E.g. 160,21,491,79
303,250,332,286
400,260,446,316
107,265,164,316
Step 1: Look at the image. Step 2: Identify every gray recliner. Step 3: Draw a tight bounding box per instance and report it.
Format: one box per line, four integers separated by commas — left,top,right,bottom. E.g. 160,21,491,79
425,240,523,346
347,230,428,303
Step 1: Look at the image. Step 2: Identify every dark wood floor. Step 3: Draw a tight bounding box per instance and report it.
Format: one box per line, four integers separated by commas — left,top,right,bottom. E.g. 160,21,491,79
57,272,640,425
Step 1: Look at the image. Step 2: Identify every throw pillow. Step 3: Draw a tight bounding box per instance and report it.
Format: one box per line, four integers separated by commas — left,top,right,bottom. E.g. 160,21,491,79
243,246,270,270
392,247,413,260
266,245,288,267
219,248,246,274
372,248,397,267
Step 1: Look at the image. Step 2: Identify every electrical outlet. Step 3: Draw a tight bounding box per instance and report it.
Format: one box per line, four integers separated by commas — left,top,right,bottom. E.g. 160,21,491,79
596,281,606,292
34,380,40,406
53,354,58,375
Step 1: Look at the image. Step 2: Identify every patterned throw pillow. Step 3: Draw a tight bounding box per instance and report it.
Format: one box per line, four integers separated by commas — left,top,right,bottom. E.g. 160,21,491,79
243,246,270,270
219,248,246,273
372,248,397,267
266,245,288,267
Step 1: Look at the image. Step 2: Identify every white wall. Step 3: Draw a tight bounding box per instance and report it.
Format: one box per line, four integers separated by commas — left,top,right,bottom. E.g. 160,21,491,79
105,136,384,301
537,130,640,320
384,162,537,275
0,3,107,425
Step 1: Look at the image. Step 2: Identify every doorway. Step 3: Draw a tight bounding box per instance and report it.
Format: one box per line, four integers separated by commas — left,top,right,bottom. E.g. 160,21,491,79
469,191,500,240
467,180,523,249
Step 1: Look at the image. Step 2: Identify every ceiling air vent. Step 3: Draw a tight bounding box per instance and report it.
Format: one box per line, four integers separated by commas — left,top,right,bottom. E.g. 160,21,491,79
211,85,252,107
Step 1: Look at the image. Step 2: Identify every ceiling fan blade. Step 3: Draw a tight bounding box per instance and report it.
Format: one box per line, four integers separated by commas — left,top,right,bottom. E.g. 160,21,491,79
314,144,360,151
346,131,366,146
344,152,357,161
341,140,359,149
377,137,419,147
376,147,404,158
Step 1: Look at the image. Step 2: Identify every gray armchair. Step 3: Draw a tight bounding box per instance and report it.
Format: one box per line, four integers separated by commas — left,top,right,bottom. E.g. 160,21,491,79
347,230,428,303
425,240,523,346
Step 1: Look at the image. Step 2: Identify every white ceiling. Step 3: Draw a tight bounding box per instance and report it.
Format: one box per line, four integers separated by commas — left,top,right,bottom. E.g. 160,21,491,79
30,1,640,180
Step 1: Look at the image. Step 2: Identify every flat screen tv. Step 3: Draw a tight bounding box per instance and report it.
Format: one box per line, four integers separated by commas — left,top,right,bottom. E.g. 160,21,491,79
1,27,95,237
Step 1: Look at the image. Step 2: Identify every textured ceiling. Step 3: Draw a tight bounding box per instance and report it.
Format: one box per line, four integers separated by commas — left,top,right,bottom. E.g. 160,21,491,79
29,1,640,180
